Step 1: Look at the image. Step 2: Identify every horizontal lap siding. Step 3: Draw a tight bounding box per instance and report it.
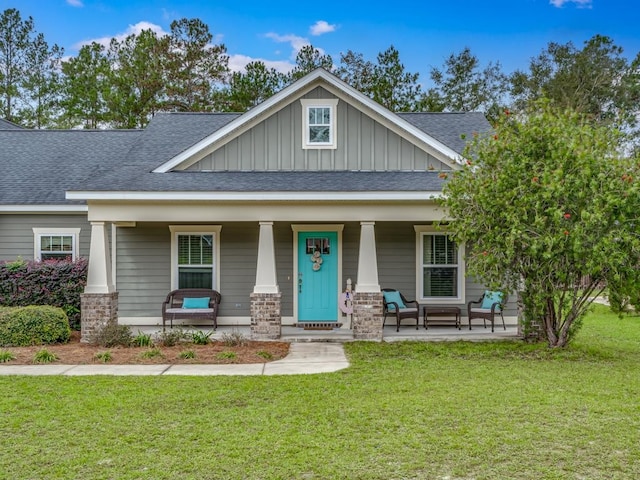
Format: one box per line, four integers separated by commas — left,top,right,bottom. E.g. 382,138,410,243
113,221,516,320
218,223,258,318
117,223,260,319
116,223,171,317
0,214,91,261
376,222,417,299
375,223,516,317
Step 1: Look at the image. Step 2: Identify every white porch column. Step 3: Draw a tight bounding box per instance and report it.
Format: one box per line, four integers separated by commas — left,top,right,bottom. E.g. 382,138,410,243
85,221,114,294
253,221,279,293
355,221,381,293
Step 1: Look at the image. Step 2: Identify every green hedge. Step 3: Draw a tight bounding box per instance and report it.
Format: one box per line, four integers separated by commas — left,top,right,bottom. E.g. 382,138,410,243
0,306,71,347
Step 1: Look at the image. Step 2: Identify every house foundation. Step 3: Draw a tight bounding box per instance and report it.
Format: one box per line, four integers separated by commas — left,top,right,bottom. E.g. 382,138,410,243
352,291,384,341
80,292,119,343
250,292,282,340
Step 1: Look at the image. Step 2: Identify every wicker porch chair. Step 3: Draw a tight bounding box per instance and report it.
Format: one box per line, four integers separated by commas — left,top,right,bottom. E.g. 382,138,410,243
382,288,420,332
467,290,507,332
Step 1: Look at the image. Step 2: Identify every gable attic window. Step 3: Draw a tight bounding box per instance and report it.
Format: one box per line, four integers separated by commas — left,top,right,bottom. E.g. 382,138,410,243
300,99,338,149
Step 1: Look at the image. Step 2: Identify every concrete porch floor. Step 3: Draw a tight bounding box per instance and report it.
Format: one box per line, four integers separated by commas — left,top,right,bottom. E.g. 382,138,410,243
134,323,520,343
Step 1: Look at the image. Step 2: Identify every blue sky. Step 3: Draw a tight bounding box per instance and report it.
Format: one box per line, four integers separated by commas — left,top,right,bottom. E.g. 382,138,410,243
3,0,639,86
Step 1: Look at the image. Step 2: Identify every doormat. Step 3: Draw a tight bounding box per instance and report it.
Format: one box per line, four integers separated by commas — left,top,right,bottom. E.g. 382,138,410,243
297,322,343,330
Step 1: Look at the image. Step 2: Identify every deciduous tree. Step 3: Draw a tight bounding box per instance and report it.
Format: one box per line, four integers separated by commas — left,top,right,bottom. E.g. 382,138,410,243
442,103,640,347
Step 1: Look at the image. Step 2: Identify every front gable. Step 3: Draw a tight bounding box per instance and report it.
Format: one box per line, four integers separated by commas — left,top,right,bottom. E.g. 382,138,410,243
186,86,450,172
153,69,464,174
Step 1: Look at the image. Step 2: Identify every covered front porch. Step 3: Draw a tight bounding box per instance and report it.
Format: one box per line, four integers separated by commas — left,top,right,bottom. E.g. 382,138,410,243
76,198,517,342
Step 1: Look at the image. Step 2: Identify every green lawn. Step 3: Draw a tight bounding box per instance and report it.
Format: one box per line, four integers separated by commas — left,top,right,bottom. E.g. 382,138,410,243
1,304,639,479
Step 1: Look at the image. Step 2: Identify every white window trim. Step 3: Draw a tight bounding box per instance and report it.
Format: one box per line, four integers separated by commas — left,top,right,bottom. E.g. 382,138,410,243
169,225,222,291
300,98,339,150
414,225,465,304
32,228,80,261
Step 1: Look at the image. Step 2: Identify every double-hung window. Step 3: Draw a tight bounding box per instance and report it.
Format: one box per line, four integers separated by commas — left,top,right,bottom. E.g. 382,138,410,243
170,226,221,290
300,99,338,149
32,228,80,261
415,226,464,303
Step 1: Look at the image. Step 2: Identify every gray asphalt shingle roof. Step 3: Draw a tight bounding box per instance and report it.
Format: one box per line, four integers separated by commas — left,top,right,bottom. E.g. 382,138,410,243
1,110,488,205
0,118,24,130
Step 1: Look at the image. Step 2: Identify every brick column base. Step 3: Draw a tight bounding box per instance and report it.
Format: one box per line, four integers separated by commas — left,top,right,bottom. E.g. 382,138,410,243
81,292,119,344
352,291,384,341
250,292,282,340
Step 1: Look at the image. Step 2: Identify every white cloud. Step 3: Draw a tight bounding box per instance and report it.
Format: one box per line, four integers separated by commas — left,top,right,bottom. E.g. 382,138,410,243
264,31,327,60
74,21,168,50
66,0,84,6
310,20,336,36
228,54,294,74
549,0,593,8
265,32,310,56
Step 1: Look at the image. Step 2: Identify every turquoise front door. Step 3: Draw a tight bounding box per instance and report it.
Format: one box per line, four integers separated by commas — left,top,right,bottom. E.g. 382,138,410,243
298,231,338,322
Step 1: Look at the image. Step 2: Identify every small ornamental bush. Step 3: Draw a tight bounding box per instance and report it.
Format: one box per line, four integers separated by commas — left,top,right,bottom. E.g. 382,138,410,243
94,351,113,363
190,330,212,345
221,329,247,347
132,331,153,347
95,323,133,348
33,348,58,364
0,350,16,363
0,306,71,347
155,328,187,347
139,348,163,359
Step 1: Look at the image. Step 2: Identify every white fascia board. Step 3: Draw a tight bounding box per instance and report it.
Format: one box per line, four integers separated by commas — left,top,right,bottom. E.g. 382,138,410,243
0,204,88,213
153,70,330,174
153,69,464,173
66,191,444,202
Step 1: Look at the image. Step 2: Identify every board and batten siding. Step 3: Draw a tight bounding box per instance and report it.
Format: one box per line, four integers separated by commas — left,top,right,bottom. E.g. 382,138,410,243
0,214,90,261
186,86,449,172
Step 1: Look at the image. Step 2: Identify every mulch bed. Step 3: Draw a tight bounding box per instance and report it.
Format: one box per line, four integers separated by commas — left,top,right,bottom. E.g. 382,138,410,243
1,331,290,365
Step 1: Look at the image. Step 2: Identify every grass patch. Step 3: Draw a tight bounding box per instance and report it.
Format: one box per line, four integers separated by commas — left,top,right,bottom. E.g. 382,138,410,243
0,305,639,479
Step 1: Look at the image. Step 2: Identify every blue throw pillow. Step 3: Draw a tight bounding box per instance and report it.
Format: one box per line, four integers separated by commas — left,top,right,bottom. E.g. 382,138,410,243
383,291,406,311
182,297,210,309
481,291,503,311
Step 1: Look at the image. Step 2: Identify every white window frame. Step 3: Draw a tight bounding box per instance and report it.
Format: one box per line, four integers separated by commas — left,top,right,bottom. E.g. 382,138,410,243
300,98,338,149
32,228,80,261
169,225,222,290
414,225,465,304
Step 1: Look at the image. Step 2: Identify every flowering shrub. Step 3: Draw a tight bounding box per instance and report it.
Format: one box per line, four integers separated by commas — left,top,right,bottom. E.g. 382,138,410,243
0,258,87,329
